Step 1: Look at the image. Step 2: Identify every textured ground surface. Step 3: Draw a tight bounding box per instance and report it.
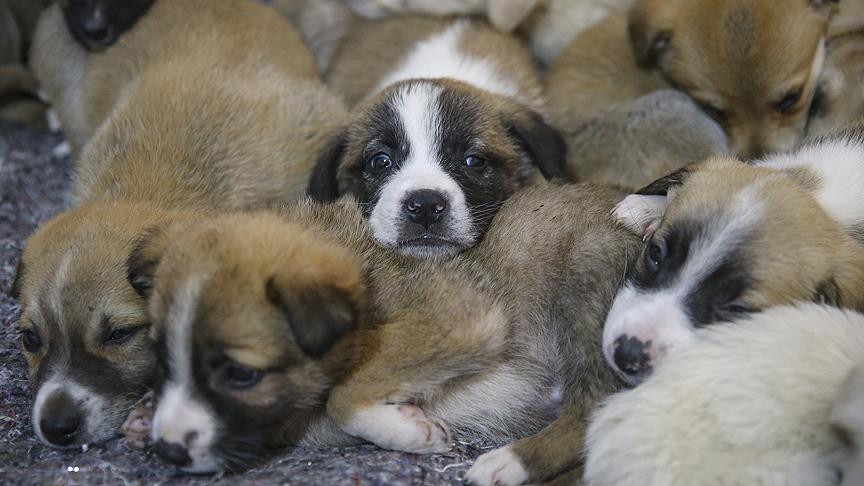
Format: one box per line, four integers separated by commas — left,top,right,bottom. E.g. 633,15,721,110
0,121,487,485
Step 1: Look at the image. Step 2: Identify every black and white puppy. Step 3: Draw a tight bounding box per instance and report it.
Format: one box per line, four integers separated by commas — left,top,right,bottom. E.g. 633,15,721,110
310,17,566,258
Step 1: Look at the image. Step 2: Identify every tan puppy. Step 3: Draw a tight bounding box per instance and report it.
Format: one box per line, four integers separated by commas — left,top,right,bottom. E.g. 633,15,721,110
546,0,838,160
13,0,344,449
135,183,639,484
605,122,864,384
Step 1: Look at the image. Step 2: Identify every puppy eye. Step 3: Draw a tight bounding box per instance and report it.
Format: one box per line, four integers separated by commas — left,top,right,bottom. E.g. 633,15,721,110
465,155,487,169
697,102,727,123
103,326,142,346
223,364,263,390
776,90,802,114
368,152,393,171
21,329,41,353
715,302,757,322
645,240,667,271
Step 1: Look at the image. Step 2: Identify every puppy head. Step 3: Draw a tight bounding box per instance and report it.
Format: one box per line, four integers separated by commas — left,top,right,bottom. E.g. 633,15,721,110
142,212,362,473
15,202,178,448
309,79,565,258
59,0,155,51
629,0,837,158
605,156,861,384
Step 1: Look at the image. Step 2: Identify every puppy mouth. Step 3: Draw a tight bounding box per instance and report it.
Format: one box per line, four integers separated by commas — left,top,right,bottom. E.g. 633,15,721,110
398,234,458,247
397,234,467,258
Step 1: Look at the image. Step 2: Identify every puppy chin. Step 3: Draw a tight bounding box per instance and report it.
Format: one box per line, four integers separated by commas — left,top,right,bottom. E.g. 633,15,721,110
395,236,467,259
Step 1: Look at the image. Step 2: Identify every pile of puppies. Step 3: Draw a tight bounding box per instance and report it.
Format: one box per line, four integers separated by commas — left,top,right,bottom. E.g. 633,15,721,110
7,0,864,484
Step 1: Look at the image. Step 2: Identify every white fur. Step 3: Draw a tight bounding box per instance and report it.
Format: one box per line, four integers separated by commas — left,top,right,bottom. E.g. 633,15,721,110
612,194,668,237
32,375,112,447
465,445,529,486
376,20,519,98
586,303,863,486
758,130,864,234
368,84,475,251
341,403,451,454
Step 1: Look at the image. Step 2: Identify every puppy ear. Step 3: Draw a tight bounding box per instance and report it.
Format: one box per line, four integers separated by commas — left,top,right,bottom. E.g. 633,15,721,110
127,226,169,299
267,278,357,358
613,165,692,236
636,164,692,196
9,258,25,299
628,0,677,66
506,110,567,180
308,130,348,202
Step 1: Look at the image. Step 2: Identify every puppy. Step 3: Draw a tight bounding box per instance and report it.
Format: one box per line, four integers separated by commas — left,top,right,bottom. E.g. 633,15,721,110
585,303,864,486
14,0,343,449
59,0,155,52
134,183,639,483
605,122,864,384
546,0,838,159
563,89,729,188
310,15,566,258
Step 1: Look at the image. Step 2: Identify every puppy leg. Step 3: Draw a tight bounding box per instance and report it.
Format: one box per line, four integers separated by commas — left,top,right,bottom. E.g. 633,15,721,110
121,391,155,451
328,306,508,454
466,399,596,486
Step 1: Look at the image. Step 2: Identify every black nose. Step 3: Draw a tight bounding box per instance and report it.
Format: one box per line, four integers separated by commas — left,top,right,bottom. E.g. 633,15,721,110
40,408,81,447
153,439,192,467
613,335,653,377
403,190,449,229
82,6,109,37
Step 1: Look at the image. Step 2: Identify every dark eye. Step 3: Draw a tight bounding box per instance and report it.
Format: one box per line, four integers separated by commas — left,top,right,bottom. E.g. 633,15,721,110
223,364,263,389
645,240,667,271
715,302,757,322
368,152,393,171
21,329,41,353
777,90,802,113
465,155,487,169
697,102,727,123
103,326,141,346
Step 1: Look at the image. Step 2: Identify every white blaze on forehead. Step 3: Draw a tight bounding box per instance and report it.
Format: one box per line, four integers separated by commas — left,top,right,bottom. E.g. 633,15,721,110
32,374,111,446
368,84,475,248
45,249,75,336
377,20,519,98
151,274,220,472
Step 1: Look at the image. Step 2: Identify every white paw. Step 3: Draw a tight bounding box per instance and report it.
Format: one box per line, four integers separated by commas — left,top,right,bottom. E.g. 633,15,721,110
343,403,452,454
465,445,529,486
121,391,154,450
612,194,666,238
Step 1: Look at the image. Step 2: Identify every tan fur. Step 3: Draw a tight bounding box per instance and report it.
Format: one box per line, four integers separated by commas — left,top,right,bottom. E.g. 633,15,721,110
546,0,836,160
17,0,346,445
0,0,51,129
143,183,640,479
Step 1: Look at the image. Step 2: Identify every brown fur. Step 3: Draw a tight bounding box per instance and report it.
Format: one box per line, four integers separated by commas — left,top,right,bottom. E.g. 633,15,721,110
143,183,640,479
546,0,837,160
16,0,345,446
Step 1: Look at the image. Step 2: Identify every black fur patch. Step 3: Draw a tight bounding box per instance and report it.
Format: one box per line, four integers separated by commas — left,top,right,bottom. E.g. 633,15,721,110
62,0,155,52
636,165,692,196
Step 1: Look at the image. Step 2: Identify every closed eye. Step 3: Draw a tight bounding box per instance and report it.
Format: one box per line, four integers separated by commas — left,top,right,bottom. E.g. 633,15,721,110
775,89,803,114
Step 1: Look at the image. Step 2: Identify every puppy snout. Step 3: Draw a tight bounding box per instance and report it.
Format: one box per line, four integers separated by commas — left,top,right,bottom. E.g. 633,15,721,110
153,439,192,467
404,190,449,229
39,393,82,447
612,334,654,380
82,6,110,39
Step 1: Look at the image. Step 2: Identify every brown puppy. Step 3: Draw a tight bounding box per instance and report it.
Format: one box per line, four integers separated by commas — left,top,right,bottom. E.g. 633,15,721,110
605,122,864,385
136,183,639,483
14,0,344,449
546,0,837,160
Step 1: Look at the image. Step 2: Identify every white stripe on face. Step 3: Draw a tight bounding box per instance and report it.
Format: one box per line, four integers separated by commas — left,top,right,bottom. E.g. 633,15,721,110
367,83,475,250
150,274,221,472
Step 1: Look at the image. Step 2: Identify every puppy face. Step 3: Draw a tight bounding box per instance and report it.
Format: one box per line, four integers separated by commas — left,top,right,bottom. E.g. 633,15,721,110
140,213,362,473
309,79,565,258
605,157,859,384
14,203,171,448
59,0,155,51
629,0,836,158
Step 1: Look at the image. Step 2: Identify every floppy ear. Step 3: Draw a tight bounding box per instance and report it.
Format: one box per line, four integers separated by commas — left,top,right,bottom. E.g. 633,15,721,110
9,258,25,299
267,278,357,358
308,130,349,202
613,165,692,236
506,110,567,180
628,0,677,67
127,226,170,299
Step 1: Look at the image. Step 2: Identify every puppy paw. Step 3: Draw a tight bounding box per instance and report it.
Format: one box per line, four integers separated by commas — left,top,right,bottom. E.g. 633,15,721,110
342,403,452,454
612,194,665,238
121,391,154,450
465,445,529,486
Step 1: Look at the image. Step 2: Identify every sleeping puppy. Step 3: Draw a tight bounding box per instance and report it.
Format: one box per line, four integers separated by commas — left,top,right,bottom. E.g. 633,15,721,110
59,0,155,51
14,0,343,449
309,15,566,259
604,122,864,384
132,183,639,484
545,0,838,159
585,303,864,486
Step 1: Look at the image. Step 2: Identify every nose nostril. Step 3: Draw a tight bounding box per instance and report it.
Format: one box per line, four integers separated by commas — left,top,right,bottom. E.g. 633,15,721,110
40,413,81,446
612,334,653,377
153,439,192,467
